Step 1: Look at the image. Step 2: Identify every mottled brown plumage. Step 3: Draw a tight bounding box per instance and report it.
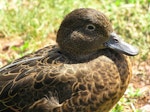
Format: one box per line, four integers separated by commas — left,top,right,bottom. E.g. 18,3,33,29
0,8,138,112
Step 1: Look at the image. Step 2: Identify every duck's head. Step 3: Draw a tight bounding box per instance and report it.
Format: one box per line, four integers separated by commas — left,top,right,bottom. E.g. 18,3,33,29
56,8,138,57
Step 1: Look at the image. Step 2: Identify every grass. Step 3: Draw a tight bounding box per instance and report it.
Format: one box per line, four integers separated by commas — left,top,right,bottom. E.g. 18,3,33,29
0,0,149,60
0,0,149,111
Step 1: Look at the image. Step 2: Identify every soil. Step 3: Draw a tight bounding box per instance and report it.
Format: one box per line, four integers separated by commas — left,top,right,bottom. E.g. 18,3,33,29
0,35,150,111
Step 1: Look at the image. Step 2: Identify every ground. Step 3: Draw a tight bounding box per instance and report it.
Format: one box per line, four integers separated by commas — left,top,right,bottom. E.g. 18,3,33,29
0,0,150,112
0,34,149,112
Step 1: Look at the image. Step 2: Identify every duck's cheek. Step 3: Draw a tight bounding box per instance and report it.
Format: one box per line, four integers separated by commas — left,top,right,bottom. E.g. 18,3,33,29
70,31,93,42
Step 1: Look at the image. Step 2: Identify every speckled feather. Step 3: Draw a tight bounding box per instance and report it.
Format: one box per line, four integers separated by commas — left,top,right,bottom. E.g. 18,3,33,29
0,8,135,112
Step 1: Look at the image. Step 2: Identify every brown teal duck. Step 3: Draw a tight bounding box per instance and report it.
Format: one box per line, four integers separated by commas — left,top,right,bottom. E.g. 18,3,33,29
0,8,138,112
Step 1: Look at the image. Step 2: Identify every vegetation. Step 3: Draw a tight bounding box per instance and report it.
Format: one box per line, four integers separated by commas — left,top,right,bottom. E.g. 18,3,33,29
0,0,149,111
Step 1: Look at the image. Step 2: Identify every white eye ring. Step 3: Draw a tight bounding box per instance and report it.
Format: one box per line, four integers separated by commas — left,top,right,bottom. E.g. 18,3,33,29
86,24,96,31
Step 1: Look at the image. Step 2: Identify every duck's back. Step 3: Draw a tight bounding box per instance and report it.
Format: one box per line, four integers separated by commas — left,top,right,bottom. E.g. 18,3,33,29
0,45,67,111
0,45,131,112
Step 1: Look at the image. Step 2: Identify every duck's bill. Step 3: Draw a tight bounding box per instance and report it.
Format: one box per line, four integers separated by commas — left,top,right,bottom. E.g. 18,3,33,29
104,32,139,56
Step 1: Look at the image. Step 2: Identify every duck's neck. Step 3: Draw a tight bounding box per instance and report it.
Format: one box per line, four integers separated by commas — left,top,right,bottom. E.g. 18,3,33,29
60,49,100,63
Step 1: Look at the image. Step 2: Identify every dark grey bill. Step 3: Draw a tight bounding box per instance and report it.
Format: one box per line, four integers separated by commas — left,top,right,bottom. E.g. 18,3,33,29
104,32,139,56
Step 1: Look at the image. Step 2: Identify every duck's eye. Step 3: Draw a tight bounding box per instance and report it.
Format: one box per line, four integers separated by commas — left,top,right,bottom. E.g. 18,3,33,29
86,24,96,31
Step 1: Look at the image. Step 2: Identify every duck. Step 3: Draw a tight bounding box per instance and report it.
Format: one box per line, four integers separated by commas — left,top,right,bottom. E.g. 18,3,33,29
0,8,138,112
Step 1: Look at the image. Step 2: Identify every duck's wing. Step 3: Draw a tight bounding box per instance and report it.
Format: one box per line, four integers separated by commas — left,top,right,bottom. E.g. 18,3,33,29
0,45,54,91
0,45,64,111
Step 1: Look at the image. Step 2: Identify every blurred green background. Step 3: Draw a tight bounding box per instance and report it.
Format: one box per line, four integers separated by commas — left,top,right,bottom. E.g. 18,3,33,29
0,0,149,111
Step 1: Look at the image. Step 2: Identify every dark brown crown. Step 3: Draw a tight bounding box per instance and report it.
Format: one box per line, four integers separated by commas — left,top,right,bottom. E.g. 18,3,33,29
57,8,113,56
